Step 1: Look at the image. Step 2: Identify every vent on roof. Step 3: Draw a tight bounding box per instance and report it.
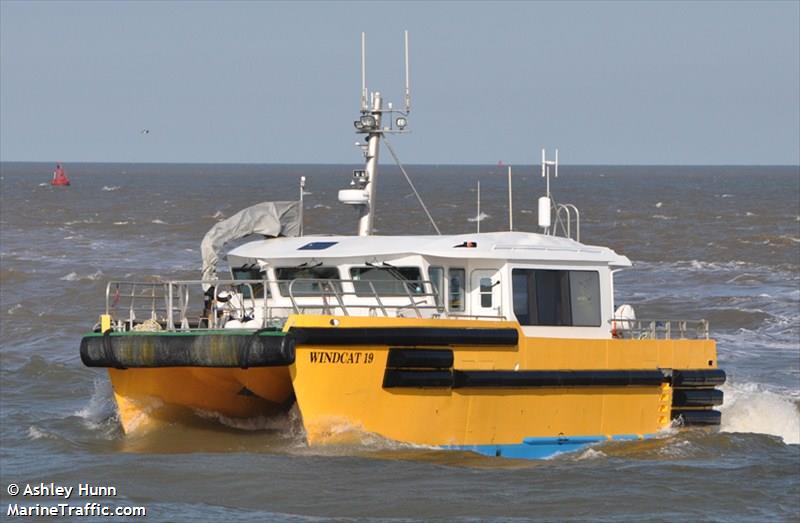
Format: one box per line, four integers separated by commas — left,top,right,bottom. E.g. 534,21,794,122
298,241,338,251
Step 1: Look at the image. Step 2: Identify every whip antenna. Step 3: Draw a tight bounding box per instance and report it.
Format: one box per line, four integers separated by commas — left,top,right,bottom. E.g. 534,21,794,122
361,32,368,112
404,30,411,113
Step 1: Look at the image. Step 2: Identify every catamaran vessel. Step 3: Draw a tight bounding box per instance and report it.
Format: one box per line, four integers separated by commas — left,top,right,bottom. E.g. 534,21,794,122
80,32,725,459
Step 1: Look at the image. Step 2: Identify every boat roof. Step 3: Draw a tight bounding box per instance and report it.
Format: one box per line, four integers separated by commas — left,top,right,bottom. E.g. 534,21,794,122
226,231,631,267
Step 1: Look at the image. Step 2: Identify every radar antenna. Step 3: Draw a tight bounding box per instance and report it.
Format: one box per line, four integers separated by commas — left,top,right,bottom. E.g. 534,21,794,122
538,148,581,241
338,31,436,236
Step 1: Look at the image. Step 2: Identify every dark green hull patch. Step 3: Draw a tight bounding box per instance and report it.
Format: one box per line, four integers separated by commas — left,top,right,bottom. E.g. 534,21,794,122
80,330,294,369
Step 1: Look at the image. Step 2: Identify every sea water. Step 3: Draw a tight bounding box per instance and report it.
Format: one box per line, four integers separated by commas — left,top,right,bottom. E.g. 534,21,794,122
1,163,798,521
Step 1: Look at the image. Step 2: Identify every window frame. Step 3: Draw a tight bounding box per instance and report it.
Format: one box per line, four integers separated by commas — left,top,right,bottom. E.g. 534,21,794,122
448,268,466,312
231,266,268,299
428,266,445,310
511,268,602,327
348,266,425,297
274,266,342,297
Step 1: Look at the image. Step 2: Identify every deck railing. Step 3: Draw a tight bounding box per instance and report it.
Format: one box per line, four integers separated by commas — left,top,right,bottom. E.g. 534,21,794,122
102,280,704,338
610,317,709,340
103,277,491,331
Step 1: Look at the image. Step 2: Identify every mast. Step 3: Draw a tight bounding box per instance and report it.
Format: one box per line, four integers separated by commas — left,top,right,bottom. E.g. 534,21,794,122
339,31,412,236
357,93,383,236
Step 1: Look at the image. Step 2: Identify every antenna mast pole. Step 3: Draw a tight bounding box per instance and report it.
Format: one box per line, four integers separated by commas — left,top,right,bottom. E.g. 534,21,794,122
341,31,413,236
477,181,481,234
361,32,368,112
357,93,383,236
404,30,411,112
507,165,513,231
299,176,306,236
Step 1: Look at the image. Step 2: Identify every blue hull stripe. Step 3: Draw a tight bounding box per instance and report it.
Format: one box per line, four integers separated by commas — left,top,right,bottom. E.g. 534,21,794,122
447,434,653,459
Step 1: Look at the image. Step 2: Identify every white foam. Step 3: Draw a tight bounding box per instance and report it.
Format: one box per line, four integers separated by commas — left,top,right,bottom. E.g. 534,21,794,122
719,382,800,445
113,221,129,225
574,448,607,460
60,270,103,281
657,438,696,458
101,185,121,191
655,202,663,208
468,212,490,223
28,426,57,440
74,378,117,429
151,219,167,224
192,409,297,432
64,218,99,225
6,303,22,315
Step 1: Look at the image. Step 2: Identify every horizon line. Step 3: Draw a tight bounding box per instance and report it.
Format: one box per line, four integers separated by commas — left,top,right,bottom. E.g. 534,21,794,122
2,160,799,168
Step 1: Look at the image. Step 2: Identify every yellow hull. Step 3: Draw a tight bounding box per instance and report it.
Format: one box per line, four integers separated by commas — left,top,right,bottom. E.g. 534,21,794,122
286,315,720,453
109,366,293,433
102,313,722,458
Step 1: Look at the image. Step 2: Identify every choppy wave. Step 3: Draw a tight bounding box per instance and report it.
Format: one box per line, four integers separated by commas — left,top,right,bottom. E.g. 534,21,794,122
27,425,58,440
60,270,104,281
63,218,100,225
467,212,490,223
572,448,607,461
719,383,800,445
192,407,302,434
6,303,23,315
0,267,30,285
74,379,118,430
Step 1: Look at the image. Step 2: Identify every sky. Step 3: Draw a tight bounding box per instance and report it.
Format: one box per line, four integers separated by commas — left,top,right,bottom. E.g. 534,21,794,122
1,1,798,165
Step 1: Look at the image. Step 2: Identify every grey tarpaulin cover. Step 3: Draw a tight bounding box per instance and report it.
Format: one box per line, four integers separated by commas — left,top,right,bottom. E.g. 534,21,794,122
200,201,300,286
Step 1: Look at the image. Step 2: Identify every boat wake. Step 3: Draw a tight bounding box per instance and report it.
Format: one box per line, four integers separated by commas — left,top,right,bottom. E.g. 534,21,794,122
74,378,118,430
719,382,800,444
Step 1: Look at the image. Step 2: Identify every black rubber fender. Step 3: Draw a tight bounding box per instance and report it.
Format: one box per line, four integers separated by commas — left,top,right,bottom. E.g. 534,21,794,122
80,331,295,368
672,388,724,407
672,369,727,387
671,409,722,426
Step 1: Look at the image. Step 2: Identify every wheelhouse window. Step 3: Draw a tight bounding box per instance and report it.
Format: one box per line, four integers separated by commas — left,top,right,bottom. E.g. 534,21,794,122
448,268,465,312
350,266,424,297
275,267,341,297
232,266,267,298
428,266,444,309
479,277,494,308
512,269,601,326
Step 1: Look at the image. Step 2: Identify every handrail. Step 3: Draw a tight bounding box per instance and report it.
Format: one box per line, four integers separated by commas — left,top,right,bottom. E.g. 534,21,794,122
102,277,503,332
554,203,580,242
610,317,709,340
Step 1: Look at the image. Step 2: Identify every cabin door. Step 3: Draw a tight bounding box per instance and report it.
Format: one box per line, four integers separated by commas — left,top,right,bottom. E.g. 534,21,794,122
470,269,502,318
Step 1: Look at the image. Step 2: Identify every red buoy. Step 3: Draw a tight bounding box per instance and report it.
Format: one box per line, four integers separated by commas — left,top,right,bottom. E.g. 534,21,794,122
51,163,70,186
